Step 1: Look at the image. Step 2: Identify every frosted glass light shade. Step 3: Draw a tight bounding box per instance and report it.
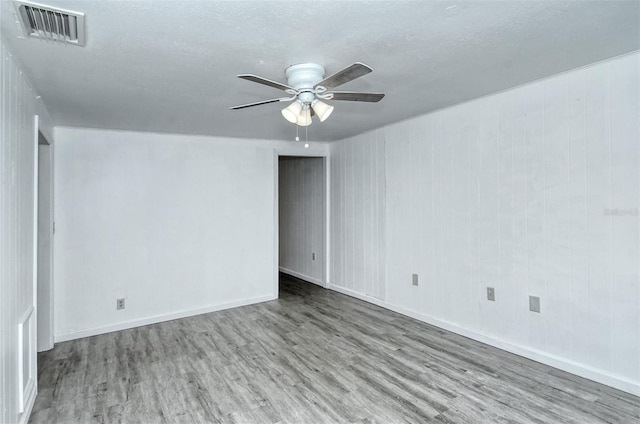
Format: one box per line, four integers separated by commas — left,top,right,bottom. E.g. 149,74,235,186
296,108,312,127
282,101,303,123
312,100,334,122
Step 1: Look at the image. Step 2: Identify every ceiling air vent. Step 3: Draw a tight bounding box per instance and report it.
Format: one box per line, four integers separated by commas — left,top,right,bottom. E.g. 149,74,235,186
13,1,85,46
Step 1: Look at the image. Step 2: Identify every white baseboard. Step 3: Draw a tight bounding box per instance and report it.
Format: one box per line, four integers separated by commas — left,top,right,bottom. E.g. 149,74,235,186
328,283,640,397
279,267,325,287
54,294,277,343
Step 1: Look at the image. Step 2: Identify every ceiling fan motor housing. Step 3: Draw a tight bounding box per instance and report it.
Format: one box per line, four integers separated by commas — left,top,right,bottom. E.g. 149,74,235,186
285,63,326,91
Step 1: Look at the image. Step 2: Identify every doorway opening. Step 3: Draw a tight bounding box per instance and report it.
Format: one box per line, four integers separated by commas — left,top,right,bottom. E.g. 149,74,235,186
277,155,328,292
36,129,53,352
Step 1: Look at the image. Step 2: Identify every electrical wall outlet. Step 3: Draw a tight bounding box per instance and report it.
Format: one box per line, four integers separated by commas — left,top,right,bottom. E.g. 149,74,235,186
412,273,419,286
117,298,125,310
312,252,316,261
487,287,495,301
529,296,540,313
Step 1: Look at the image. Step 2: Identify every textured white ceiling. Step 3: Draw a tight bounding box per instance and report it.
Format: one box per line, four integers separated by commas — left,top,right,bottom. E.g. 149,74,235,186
1,0,638,141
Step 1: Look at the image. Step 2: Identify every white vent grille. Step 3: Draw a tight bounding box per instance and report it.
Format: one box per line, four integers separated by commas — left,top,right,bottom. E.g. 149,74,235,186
13,1,85,46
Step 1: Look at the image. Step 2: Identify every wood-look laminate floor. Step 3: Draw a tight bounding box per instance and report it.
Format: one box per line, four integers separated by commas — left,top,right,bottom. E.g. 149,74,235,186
31,274,639,424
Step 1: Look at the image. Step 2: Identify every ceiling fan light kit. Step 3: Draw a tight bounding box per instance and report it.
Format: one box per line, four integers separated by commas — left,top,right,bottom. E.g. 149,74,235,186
296,107,312,127
282,101,302,123
312,100,334,122
231,62,385,127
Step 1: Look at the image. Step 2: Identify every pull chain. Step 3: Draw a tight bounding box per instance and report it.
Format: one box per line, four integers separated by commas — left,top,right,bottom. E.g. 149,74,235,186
304,125,309,148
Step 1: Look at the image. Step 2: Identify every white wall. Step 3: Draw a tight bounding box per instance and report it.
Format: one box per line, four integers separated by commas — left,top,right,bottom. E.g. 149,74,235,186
53,127,327,341
279,157,325,285
330,130,386,300
0,39,54,424
330,52,640,395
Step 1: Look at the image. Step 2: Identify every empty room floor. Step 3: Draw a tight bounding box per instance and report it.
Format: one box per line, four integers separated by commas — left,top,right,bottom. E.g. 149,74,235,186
30,274,639,423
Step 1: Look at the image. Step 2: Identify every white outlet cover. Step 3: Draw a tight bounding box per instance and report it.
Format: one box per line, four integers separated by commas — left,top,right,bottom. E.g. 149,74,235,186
529,296,541,313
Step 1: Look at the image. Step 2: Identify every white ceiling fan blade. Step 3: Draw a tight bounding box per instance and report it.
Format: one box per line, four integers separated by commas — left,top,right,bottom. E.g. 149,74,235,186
237,74,295,91
229,98,287,110
315,63,373,90
330,91,385,102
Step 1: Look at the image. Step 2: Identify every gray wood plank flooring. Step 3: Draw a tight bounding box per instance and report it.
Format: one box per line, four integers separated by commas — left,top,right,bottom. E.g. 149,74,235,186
30,274,640,423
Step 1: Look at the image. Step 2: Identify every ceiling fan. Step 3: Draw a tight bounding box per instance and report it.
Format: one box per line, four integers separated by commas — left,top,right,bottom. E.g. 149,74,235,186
230,62,384,126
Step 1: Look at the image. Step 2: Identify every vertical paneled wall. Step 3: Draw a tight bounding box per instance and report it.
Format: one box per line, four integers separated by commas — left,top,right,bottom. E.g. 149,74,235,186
278,157,325,284
330,129,386,300
331,53,639,393
0,39,53,423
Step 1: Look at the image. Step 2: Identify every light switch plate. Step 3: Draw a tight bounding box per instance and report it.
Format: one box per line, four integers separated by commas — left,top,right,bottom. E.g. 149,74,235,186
412,274,419,286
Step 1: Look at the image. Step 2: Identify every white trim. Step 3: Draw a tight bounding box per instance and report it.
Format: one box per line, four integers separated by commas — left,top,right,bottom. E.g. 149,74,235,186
327,284,388,307
327,283,640,396
20,117,39,423
32,118,39,351
49,140,55,349
273,151,280,298
54,294,276,343
279,267,325,287
323,155,330,289
274,147,328,157
18,380,36,424
17,307,34,329
17,306,35,414
19,380,38,424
